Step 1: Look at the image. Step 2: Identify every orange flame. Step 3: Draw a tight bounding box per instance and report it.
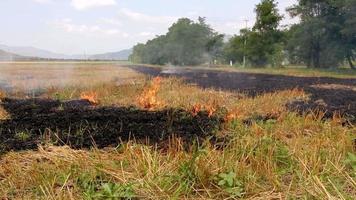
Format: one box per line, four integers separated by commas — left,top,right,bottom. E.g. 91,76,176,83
225,112,237,122
205,105,216,117
191,103,202,116
0,90,5,100
80,91,98,105
138,77,163,110
191,103,216,117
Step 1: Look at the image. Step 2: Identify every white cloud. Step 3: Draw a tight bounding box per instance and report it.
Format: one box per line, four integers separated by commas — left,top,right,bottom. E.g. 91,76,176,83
139,32,155,37
98,18,122,26
119,8,177,24
211,19,255,35
33,0,52,3
70,0,117,10
52,18,128,37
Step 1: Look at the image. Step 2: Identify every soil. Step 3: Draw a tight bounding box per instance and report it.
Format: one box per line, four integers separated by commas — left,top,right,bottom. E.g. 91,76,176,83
0,98,225,153
129,66,356,123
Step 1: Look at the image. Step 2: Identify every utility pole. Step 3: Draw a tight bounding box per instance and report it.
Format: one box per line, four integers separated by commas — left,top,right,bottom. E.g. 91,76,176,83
243,19,248,68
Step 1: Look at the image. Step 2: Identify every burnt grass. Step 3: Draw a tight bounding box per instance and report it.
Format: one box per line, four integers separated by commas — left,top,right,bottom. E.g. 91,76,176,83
129,66,356,123
0,98,225,153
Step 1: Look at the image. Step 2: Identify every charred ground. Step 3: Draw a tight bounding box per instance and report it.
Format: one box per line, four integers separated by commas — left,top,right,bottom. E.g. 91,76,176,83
0,98,225,153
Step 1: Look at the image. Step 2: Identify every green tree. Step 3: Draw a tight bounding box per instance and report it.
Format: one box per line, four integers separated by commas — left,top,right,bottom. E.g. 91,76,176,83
206,34,225,64
252,0,284,67
129,43,145,63
342,0,356,69
287,0,356,69
131,17,218,66
165,17,214,65
223,32,245,65
226,0,283,67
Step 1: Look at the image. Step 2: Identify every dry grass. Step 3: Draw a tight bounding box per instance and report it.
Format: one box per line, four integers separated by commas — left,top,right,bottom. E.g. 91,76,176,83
0,91,9,120
42,77,307,121
0,118,354,199
0,106,9,120
0,69,355,199
208,65,356,79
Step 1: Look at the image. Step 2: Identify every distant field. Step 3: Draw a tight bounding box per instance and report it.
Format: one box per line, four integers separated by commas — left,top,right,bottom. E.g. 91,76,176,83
0,62,142,93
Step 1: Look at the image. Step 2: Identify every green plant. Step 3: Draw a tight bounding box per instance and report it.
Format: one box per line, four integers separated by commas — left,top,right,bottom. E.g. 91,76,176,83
94,183,135,200
15,131,31,141
80,178,135,200
217,171,244,198
345,152,356,172
174,148,206,196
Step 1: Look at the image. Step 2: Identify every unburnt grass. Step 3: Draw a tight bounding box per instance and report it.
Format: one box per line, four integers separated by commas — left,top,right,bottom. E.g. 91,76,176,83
0,73,355,199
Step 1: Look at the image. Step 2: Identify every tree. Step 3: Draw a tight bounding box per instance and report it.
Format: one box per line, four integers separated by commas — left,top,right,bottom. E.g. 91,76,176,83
206,34,225,64
342,0,356,69
254,0,283,33
129,43,145,63
223,33,245,65
131,17,219,66
165,17,214,65
228,0,284,67
287,0,356,69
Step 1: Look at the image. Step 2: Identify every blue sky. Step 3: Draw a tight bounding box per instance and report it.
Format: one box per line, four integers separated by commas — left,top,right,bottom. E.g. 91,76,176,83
0,0,297,54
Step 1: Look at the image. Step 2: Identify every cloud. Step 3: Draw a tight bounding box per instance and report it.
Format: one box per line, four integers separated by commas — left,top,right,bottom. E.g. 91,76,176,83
33,0,52,3
70,0,117,10
98,18,123,26
52,18,128,37
119,8,177,24
139,32,155,37
211,19,255,35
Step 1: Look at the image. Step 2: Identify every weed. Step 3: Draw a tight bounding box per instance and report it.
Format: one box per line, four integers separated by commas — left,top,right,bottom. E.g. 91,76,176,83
216,171,244,198
345,152,356,172
78,172,136,200
15,131,31,141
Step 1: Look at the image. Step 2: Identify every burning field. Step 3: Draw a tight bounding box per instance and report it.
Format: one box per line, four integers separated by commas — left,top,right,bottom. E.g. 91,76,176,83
0,63,355,199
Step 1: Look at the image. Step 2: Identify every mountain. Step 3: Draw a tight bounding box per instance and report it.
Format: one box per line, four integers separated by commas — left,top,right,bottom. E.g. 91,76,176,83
0,44,67,59
0,49,30,61
88,49,132,60
0,44,132,60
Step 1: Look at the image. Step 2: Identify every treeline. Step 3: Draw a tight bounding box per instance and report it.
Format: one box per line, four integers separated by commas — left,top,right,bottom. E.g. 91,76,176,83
130,0,356,69
130,17,224,66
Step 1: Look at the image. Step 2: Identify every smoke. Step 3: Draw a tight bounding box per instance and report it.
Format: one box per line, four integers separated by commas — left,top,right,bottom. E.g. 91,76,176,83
0,63,76,95
0,63,132,96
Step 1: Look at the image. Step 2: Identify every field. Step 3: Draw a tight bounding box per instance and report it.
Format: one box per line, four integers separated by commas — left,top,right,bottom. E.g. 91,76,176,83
0,62,355,199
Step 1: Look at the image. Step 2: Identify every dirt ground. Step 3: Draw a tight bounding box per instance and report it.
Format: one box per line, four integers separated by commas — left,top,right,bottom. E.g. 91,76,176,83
129,65,356,121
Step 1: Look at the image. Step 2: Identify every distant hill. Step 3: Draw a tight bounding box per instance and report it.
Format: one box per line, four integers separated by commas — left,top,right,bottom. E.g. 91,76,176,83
88,49,132,60
0,44,132,60
0,44,67,59
0,49,53,61
0,49,31,61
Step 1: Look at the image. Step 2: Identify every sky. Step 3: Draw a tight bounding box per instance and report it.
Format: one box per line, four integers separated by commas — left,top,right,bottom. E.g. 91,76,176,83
0,0,297,55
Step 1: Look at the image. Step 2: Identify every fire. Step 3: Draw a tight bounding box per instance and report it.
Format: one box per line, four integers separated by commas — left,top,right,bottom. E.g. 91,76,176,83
0,90,5,102
191,103,202,116
80,91,98,105
191,103,216,117
138,77,163,110
225,112,237,122
205,105,216,117
224,107,241,122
